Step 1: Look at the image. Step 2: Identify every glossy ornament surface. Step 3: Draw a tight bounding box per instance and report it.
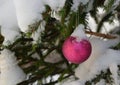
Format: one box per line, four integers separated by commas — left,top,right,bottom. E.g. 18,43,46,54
62,36,92,64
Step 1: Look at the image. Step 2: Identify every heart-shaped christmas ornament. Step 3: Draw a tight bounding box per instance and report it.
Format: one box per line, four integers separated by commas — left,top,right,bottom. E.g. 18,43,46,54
62,25,92,64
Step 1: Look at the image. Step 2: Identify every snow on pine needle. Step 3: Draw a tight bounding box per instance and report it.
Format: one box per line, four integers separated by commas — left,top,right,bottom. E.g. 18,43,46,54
0,0,66,45
43,0,66,11
13,0,45,33
75,36,120,84
0,49,26,85
0,0,20,45
13,0,66,33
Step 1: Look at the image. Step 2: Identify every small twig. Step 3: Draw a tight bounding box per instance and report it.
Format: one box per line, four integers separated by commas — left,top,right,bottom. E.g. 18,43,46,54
85,30,117,39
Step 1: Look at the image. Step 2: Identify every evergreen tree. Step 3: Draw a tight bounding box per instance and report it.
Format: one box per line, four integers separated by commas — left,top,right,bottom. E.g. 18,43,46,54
0,0,120,85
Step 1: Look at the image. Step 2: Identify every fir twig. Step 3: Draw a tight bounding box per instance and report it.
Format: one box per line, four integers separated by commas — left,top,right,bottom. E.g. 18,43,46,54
85,30,117,39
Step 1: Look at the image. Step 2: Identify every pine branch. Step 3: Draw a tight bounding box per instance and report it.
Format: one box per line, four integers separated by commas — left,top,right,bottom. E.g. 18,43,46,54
97,12,113,32
17,67,65,85
85,30,117,39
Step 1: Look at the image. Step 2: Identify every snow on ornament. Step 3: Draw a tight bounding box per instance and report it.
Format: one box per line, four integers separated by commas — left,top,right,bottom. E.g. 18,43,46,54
0,49,26,85
62,25,92,64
